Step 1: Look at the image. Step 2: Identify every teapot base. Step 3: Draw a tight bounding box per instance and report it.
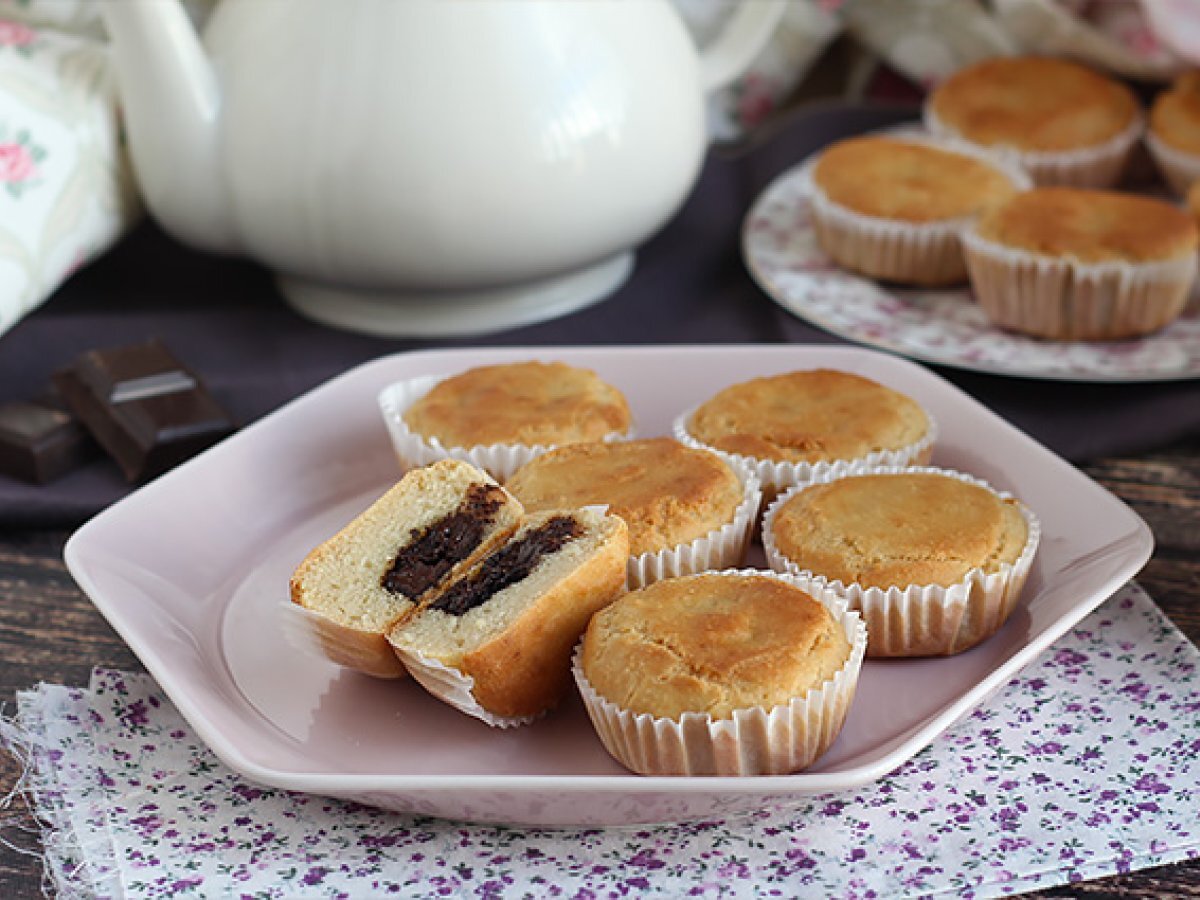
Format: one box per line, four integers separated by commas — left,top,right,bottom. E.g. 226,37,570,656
277,252,633,337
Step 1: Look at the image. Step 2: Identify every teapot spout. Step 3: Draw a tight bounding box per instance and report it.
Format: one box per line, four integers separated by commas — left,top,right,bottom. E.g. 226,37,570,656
102,0,237,253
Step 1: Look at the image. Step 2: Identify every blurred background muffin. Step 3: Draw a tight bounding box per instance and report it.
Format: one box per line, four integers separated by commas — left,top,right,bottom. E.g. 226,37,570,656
924,56,1143,188
1147,70,1200,196
806,134,1029,286
963,187,1198,340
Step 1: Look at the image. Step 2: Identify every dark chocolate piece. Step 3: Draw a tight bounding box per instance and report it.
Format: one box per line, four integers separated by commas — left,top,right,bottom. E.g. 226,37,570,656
0,399,98,484
53,339,235,482
430,515,582,616
381,483,508,597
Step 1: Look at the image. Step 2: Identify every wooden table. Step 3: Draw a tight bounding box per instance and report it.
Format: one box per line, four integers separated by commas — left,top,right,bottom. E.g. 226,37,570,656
1,435,1197,897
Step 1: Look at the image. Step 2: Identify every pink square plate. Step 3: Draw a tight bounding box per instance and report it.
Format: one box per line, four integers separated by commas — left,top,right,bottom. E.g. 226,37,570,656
64,345,1153,826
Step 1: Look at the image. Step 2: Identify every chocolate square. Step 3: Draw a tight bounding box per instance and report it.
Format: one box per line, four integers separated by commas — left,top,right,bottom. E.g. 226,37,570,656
53,339,235,482
0,399,97,484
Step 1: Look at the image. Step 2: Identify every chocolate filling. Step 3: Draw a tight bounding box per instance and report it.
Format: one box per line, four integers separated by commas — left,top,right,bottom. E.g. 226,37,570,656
381,483,507,597
429,515,583,616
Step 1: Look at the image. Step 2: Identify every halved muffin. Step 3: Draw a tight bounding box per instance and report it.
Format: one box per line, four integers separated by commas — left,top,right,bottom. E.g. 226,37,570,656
288,459,524,678
389,507,629,725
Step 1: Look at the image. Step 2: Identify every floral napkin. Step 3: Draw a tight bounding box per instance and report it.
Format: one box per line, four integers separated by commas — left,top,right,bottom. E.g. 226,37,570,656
2,581,1196,899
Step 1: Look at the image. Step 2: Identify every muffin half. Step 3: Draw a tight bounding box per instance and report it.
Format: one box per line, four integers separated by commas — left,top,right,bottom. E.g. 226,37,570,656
389,507,629,726
287,459,524,678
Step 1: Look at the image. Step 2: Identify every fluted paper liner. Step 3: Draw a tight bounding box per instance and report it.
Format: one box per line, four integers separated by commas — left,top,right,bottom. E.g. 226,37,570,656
625,457,761,590
379,375,635,482
1144,130,1200,197
962,227,1197,341
389,644,540,729
762,466,1041,658
572,569,867,777
802,132,1031,286
673,405,936,500
279,599,408,679
924,104,1144,188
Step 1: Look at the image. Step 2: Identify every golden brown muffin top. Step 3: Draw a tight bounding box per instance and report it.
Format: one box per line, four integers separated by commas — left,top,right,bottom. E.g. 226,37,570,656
402,361,631,448
581,573,850,720
771,472,1028,590
1188,179,1200,222
929,56,1140,152
1151,71,1200,153
973,187,1199,263
687,369,930,465
811,136,1020,222
504,437,743,555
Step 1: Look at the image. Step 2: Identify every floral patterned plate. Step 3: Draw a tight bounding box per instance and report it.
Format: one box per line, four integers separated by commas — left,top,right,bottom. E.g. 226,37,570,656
64,345,1152,826
743,158,1200,382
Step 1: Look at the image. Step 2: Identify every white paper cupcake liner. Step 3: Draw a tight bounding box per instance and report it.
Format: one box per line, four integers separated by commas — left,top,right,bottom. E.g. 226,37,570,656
762,465,1041,658
571,569,866,776
673,404,936,500
378,375,636,482
1144,130,1200,197
389,644,540,729
962,227,1197,341
802,134,1031,287
924,104,1144,188
625,458,761,590
279,599,409,679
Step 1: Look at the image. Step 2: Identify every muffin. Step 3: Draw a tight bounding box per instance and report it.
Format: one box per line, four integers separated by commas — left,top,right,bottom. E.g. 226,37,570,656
963,187,1199,340
389,507,629,726
287,459,524,678
675,369,935,499
378,360,634,480
762,467,1040,657
925,56,1143,188
1147,71,1200,196
505,437,760,588
573,570,866,776
1189,179,1200,224
806,134,1028,286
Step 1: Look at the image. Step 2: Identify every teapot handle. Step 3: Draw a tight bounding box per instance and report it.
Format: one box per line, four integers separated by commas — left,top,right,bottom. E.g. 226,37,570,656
696,0,788,93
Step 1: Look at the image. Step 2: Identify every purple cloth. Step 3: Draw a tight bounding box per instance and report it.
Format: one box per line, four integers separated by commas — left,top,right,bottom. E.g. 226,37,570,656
2,103,1199,527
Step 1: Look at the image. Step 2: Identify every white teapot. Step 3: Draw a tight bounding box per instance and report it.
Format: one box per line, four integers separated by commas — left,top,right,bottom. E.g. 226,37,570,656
101,0,784,336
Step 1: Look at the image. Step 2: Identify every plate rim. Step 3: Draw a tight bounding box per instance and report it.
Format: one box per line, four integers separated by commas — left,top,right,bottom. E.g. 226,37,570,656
63,344,1155,811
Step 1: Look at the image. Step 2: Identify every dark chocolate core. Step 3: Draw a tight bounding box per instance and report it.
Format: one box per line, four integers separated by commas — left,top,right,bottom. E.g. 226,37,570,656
429,515,582,616
381,483,507,597
51,339,234,483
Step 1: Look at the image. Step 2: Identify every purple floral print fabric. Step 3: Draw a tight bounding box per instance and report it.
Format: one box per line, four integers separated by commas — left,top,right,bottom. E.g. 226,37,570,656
2,581,1197,899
